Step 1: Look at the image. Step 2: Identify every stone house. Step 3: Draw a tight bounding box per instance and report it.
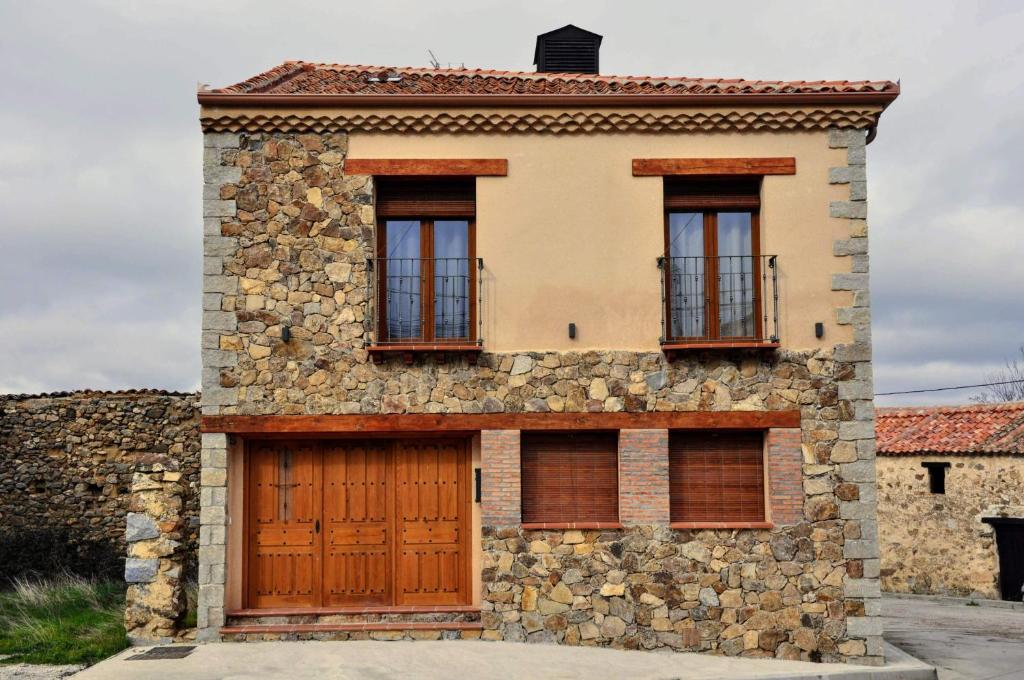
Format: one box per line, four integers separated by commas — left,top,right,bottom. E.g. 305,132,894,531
877,402,1024,601
191,25,898,663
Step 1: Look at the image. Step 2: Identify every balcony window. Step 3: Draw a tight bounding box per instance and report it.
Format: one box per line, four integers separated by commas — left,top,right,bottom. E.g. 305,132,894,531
371,179,482,356
661,178,779,350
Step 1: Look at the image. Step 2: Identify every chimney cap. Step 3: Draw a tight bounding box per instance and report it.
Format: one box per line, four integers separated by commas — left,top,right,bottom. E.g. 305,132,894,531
533,24,603,74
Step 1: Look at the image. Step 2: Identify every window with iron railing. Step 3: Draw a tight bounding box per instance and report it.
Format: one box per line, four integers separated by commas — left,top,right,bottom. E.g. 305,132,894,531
660,179,779,348
369,178,483,350
371,218,482,346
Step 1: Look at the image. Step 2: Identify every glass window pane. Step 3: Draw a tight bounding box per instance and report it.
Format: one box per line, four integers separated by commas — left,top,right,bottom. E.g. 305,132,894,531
717,213,755,337
433,220,470,339
667,213,705,338
384,220,421,339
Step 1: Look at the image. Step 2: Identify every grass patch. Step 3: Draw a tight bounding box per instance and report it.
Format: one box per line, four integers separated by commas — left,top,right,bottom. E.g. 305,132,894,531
0,574,128,665
183,581,198,629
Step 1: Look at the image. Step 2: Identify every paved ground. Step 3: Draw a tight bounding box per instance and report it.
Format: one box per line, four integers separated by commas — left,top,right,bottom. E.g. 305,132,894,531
73,639,933,680
883,595,1024,680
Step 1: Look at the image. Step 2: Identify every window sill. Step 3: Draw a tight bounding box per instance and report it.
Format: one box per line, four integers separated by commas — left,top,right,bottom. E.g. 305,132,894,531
662,341,780,352
520,522,624,530
368,343,483,364
670,521,774,530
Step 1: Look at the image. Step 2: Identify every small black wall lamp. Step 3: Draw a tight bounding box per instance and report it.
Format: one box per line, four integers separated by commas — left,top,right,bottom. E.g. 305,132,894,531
282,325,292,343
568,323,577,340
814,322,824,339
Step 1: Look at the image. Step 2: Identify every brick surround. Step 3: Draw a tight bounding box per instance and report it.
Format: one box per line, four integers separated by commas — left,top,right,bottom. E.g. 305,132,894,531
767,428,804,526
481,430,521,525
618,429,670,525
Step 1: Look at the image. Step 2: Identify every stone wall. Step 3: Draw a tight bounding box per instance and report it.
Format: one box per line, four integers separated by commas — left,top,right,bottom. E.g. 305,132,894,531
482,525,869,661
0,391,200,580
877,454,1024,598
124,455,189,644
199,128,883,664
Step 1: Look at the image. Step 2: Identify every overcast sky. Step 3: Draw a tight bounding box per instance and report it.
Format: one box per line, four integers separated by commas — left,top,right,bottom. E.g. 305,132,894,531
1,0,1021,406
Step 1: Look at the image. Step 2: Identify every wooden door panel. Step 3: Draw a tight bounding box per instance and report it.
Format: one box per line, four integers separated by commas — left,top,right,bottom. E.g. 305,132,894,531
322,441,391,606
324,549,389,602
254,527,314,546
251,549,317,604
398,547,462,603
395,441,468,605
247,441,321,609
401,520,459,544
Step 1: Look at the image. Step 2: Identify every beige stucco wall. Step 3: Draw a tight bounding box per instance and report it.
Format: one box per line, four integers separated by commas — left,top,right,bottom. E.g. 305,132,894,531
877,454,1024,598
347,128,850,352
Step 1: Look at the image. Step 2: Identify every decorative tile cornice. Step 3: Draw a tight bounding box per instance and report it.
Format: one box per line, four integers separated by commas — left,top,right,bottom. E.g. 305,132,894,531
199,108,881,135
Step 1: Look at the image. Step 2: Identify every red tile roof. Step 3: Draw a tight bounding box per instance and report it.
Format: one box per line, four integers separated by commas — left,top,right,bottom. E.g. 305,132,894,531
202,61,898,103
877,403,1024,456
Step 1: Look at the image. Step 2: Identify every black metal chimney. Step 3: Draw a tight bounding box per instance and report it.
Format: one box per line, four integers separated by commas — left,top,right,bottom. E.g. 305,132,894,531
533,25,603,74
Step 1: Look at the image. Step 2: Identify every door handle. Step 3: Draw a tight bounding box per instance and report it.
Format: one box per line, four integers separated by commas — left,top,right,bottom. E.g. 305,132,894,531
315,520,320,534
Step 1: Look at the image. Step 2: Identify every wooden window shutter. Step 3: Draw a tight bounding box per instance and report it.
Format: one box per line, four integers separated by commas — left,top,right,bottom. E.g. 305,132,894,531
376,177,475,217
669,431,765,522
521,432,619,524
664,178,761,210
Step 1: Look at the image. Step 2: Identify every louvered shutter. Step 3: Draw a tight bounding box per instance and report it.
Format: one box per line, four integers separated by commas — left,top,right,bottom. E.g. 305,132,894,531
664,178,761,210
669,431,765,522
376,178,475,217
521,432,619,523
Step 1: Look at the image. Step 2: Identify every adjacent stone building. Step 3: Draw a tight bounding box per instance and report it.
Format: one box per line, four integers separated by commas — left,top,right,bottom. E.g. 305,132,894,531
192,25,899,664
877,402,1024,601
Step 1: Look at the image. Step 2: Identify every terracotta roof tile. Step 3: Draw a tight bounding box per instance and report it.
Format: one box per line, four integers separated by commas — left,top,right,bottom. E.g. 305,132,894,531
877,402,1024,456
207,61,899,98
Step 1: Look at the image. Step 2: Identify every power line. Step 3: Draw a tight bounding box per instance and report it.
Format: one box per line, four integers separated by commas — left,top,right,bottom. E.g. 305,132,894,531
876,379,1024,396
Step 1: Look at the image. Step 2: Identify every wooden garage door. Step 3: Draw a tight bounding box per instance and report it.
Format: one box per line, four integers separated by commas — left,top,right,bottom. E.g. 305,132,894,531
246,439,470,609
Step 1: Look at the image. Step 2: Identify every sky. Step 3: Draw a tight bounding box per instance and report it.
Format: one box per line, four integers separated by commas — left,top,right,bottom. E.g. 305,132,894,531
0,0,1021,406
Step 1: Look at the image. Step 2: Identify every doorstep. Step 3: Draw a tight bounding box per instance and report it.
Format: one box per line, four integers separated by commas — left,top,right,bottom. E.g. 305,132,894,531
220,621,483,635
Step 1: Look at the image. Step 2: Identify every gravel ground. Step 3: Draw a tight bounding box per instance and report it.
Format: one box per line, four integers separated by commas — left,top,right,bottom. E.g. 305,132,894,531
0,661,83,680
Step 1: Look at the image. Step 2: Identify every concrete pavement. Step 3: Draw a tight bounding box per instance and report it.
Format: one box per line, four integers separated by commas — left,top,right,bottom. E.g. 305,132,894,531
74,639,934,680
883,594,1024,680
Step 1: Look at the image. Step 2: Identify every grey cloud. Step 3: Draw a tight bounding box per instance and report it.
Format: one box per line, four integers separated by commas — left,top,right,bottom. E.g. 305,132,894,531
0,0,1021,403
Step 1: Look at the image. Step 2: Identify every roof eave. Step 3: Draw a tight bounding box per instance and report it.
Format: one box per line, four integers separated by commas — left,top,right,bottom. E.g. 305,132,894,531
196,90,899,109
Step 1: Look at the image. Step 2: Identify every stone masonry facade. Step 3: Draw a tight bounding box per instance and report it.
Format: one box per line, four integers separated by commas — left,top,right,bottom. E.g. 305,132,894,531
198,127,883,663
0,391,200,581
877,454,1024,598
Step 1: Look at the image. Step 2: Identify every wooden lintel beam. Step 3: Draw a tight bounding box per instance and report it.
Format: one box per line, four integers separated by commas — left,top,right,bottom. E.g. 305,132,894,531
201,410,801,435
345,158,508,176
632,157,796,177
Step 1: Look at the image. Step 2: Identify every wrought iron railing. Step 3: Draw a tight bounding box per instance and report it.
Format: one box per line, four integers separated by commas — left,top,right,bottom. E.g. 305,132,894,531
658,255,779,344
368,257,483,345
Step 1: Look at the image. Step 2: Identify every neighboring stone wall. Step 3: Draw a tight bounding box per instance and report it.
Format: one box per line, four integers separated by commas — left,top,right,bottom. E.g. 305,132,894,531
0,391,201,579
124,456,188,644
199,128,883,663
877,454,1024,598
